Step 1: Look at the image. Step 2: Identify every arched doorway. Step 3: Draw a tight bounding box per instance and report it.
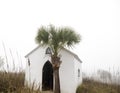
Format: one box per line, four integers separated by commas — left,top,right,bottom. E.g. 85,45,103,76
42,60,53,91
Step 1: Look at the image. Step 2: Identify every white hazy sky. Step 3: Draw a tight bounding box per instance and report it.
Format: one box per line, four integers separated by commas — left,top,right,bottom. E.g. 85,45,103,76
0,0,120,73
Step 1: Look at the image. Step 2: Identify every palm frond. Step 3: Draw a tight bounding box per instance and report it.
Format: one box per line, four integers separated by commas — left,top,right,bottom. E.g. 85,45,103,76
35,26,49,46
35,25,81,56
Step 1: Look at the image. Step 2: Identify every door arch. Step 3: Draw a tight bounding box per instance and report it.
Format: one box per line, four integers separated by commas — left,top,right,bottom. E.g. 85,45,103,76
42,60,53,91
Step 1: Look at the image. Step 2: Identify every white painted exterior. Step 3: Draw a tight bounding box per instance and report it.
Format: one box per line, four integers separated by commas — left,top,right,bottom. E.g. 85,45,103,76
25,46,82,93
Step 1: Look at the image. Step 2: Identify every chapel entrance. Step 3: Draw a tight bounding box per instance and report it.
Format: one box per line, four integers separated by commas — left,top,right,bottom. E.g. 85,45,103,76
42,60,53,91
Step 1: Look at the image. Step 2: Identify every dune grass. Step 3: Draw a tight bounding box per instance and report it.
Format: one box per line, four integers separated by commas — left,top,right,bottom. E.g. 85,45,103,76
0,70,120,93
0,71,41,93
76,78,120,93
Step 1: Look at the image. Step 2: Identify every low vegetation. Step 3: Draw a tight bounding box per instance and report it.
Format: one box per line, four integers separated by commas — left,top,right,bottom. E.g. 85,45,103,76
0,70,119,93
76,78,120,93
0,71,41,93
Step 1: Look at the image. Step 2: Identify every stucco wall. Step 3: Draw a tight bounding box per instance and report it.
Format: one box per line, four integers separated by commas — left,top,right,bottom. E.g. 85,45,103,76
25,47,82,93
59,49,76,93
25,46,51,88
74,58,82,90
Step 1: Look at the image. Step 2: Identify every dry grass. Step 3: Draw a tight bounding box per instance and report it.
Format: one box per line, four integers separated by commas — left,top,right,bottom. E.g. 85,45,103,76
0,71,41,93
76,78,120,93
0,70,120,93
0,71,24,93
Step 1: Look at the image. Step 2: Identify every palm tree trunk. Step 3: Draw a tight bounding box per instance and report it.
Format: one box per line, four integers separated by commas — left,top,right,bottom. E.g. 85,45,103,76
51,55,61,93
54,67,60,93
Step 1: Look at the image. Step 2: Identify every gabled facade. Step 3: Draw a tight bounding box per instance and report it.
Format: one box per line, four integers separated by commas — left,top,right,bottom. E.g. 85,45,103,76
25,46,82,93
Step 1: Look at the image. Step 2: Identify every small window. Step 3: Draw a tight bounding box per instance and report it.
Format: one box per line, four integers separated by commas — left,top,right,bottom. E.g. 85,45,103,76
45,47,52,54
78,69,80,77
28,58,30,66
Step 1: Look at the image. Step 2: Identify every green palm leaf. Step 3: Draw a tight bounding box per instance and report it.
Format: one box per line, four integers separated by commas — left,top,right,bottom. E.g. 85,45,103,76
35,25,81,56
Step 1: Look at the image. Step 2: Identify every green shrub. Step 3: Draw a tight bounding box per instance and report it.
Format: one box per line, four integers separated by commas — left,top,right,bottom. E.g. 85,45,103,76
76,85,89,93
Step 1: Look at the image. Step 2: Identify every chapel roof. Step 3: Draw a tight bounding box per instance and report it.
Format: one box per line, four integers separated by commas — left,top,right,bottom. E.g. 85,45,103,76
25,45,82,63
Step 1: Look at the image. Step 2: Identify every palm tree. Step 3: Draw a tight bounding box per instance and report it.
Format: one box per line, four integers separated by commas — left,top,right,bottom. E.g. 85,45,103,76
35,25,81,93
